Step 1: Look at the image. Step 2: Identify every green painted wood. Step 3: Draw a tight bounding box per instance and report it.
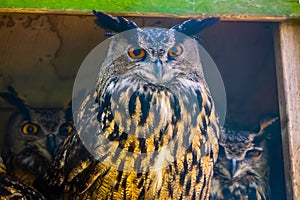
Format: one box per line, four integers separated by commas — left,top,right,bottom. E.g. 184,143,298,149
1,0,300,17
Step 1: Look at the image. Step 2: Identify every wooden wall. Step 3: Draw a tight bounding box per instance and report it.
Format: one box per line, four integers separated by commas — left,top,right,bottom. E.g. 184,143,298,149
0,12,288,199
275,22,300,200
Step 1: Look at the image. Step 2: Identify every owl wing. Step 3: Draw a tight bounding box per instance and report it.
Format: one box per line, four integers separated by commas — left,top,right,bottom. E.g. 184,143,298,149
0,174,46,200
35,91,105,198
0,157,46,200
35,130,96,196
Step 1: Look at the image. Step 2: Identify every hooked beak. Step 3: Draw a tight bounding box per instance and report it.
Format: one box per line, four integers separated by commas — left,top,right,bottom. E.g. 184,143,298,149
229,157,237,177
153,59,163,82
47,134,57,156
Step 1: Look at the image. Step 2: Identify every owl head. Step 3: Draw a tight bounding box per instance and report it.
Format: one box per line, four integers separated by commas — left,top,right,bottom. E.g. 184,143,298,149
93,11,220,98
210,117,278,200
0,86,74,185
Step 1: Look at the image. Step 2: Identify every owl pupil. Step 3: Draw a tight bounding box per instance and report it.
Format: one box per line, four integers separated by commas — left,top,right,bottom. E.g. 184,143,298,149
128,47,146,60
59,123,73,135
60,124,68,134
168,45,183,59
245,149,262,158
171,48,178,55
27,126,34,133
133,49,141,56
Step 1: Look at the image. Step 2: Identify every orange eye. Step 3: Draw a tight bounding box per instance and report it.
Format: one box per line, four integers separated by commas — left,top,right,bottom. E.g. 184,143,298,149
252,151,261,157
59,123,74,136
21,123,39,135
246,149,262,158
168,45,183,58
127,47,146,60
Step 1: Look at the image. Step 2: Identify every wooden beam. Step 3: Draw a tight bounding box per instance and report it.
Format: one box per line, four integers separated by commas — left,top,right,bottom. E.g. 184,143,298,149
0,8,295,22
0,0,299,19
274,22,300,200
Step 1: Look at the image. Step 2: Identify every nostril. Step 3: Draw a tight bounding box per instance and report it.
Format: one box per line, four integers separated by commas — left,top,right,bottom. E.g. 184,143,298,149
47,134,57,156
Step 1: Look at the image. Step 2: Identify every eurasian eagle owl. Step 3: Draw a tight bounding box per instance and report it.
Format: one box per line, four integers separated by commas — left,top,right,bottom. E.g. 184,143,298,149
0,86,74,186
210,117,278,200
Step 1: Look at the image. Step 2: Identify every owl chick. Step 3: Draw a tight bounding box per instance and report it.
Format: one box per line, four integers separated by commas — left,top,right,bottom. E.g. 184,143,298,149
37,12,220,200
210,117,278,200
0,86,74,186
0,156,46,200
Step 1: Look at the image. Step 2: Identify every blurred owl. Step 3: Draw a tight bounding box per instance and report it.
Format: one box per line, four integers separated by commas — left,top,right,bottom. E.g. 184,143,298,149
210,117,278,200
37,12,220,199
0,156,46,199
0,86,74,186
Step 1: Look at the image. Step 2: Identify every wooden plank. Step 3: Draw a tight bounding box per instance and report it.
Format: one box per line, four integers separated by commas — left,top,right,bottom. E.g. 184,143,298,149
0,0,300,20
274,22,300,200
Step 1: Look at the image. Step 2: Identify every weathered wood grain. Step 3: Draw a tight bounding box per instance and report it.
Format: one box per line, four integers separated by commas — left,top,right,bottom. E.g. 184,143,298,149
275,21,300,200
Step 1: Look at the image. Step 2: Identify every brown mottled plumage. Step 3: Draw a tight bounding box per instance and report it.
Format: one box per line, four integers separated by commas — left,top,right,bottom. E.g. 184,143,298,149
0,87,74,186
0,157,46,199
210,117,278,200
37,12,220,199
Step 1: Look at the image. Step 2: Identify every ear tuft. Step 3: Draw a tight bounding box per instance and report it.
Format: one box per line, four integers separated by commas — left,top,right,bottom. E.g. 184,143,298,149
93,10,139,34
258,117,279,135
0,86,31,120
253,116,279,143
171,17,219,36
